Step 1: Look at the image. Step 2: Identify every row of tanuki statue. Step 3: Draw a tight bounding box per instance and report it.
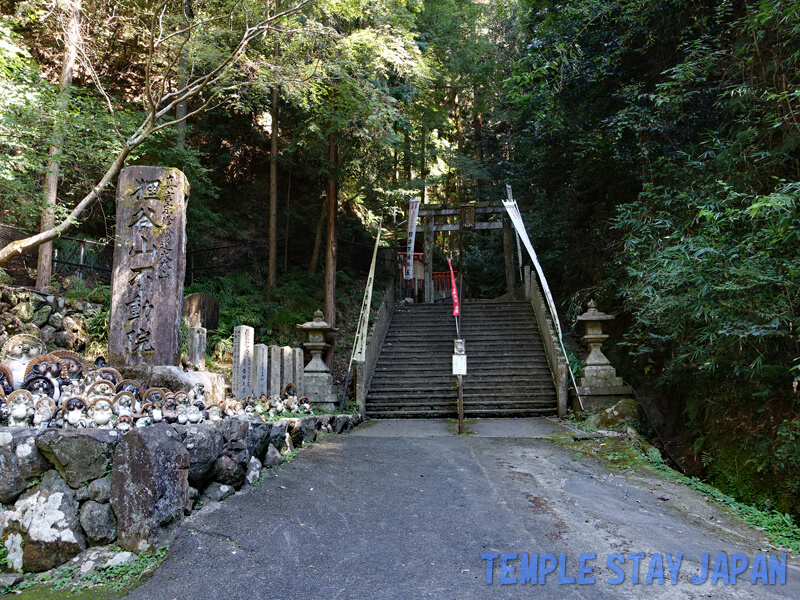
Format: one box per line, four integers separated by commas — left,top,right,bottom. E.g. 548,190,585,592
0,334,313,431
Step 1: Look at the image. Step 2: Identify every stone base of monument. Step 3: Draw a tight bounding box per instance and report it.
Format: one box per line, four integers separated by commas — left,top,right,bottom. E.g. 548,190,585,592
117,366,225,407
571,350,633,411
303,372,338,412
570,385,633,411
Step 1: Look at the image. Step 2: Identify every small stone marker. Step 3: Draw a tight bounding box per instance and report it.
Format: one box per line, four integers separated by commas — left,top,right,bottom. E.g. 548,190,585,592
187,327,206,371
109,166,189,366
253,344,269,397
231,325,254,399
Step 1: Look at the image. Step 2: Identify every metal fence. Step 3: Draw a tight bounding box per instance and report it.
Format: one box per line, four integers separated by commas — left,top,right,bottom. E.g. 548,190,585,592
0,225,112,286
1,224,395,287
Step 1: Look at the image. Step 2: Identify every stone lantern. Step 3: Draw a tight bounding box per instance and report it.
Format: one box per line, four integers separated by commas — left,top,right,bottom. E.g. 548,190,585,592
297,310,338,410
572,300,632,410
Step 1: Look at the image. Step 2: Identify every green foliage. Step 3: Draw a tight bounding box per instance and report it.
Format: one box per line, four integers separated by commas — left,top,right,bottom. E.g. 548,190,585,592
74,548,168,591
774,421,800,495
50,566,78,591
186,270,325,357
0,55,140,230
503,0,800,516
678,474,800,554
615,178,799,386
57,278,111,305
0,22,29,79
460,230,507,298
640,440,800,553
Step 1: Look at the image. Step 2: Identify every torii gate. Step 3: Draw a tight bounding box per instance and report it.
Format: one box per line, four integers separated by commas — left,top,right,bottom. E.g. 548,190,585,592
416,202,517,303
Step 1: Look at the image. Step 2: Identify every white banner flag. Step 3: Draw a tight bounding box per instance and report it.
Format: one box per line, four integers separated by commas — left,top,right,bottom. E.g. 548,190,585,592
405,198,420,280
503,185,583,407
354,220,382,361
502,185,563,341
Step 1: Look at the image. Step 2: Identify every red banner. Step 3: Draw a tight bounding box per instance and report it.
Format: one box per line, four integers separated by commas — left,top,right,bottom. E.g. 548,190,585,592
447,257,460,316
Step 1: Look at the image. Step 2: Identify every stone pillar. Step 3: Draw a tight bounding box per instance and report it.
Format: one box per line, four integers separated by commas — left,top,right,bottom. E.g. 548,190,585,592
253,344,269,397
423,215,434,303
281,346,294,390
503,213,516,294
186,326,206,371
109,166,189,366
292,348,304,396
524,265,532,301
268,345,282,397
231,325,254,399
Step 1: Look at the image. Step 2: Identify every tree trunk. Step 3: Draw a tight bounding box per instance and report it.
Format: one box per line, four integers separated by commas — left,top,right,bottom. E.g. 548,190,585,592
36,0,81,290
175,0,194,148
175,57,188,149
473,86,483,163
308,201,325,275
454,90,463,198
323,136,338,369
404,131,412,182
420,126,426,204
283,165,291,273
268,1,281,289
455,91,463,154
268,83,279,289
392,125,399,185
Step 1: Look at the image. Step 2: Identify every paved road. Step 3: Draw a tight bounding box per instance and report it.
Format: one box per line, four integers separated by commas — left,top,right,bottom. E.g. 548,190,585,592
123,419,799,599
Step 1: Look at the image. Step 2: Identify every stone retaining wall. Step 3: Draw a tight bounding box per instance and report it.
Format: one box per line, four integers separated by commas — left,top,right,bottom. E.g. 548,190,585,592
0,413,362,572
0,287,101,352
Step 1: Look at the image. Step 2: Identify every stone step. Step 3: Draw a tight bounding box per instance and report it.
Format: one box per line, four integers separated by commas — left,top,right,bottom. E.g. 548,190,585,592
370,373,553,384
368,386,555,396
365,407,557,418
380,340,544,348
375,351,548,362
368,375,554,384
367,390,556,408
366,398,557,409
381,336,544,345
365,300,556,417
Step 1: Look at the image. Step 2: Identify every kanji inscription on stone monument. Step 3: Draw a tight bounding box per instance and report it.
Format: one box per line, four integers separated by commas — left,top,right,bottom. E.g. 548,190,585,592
232,325,254,399
109,166,189,366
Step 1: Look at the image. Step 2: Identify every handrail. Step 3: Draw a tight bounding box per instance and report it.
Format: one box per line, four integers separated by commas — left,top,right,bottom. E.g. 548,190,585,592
354,284,396,416
524,265,568,416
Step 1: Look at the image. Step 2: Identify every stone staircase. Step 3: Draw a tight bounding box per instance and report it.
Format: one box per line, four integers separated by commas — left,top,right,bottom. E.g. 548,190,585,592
365,300,558,418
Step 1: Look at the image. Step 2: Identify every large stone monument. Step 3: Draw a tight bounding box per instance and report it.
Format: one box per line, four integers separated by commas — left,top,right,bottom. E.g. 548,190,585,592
109,167,189,367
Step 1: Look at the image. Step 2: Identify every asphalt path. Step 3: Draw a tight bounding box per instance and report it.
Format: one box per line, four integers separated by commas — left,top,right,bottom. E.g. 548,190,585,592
123,418,800,600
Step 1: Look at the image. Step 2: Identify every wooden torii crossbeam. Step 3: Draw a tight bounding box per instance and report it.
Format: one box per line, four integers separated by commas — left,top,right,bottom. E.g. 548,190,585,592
415,202,515,303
